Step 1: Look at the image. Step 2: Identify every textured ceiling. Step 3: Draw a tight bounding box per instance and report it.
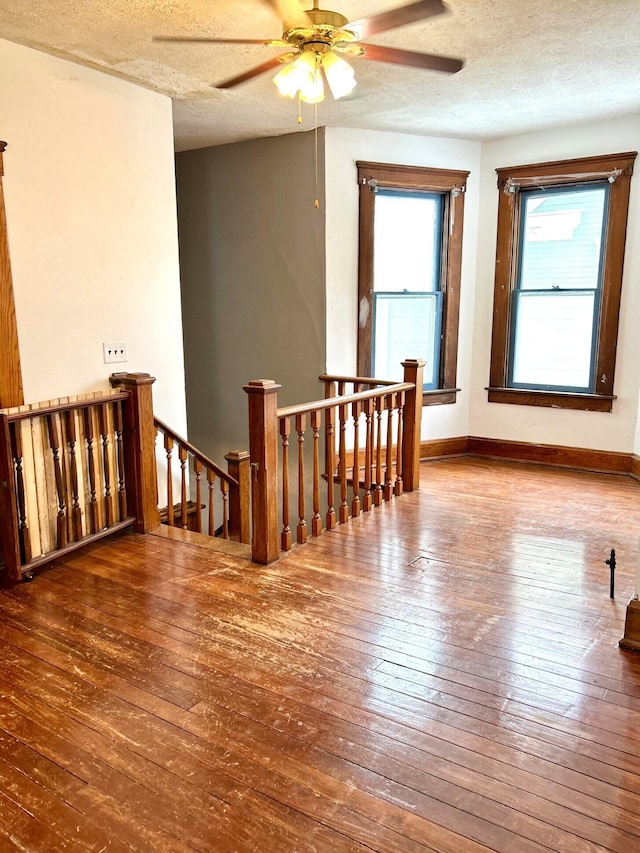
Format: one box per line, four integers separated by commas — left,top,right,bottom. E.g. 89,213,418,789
1,0,639,151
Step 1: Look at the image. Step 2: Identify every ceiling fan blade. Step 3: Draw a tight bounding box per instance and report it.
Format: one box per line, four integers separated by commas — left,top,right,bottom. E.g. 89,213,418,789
349,0,447,39
214,55,287,89
360,43,463,73
154,36,269,44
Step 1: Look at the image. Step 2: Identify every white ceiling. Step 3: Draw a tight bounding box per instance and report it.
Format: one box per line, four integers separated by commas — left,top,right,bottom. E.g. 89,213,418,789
1,0,639,152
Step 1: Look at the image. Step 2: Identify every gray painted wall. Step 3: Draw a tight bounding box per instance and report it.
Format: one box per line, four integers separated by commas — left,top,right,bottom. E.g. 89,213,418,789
176,129,326,466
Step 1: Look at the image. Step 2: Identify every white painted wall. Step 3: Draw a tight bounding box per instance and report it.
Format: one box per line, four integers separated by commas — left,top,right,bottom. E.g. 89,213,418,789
324,127,482,441
0,38,186,431
472,115,640,452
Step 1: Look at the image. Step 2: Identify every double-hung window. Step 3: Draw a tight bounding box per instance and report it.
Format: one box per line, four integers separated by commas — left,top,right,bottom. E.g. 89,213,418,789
489,152,636,412
357,161,469,405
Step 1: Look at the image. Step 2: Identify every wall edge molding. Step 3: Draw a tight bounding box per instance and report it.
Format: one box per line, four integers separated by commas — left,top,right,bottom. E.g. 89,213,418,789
421,436,637,477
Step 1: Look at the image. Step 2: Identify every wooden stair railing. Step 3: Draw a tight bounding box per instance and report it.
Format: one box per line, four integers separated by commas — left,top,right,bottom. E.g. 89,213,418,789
153,417,249,544
0,377,156,584
319,372,406,492
0,371,251,584
245,359,424,565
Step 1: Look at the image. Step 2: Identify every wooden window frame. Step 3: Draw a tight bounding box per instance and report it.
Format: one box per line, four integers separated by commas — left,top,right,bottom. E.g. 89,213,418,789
487,151,636,413
357,161,469,407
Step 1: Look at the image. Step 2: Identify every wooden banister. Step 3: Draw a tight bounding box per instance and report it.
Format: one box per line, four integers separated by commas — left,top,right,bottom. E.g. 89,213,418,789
110,373,160,533
245,359,424,566
154,416,236,485
401,359,425,491
319,373,398,388
277,382,414,420
225,450,250,544
244,380,281,565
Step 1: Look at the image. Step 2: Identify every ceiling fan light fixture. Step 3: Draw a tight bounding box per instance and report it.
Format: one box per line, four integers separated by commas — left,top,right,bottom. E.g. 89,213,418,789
273,50,316,97
322,51,357,99
299,64,325,103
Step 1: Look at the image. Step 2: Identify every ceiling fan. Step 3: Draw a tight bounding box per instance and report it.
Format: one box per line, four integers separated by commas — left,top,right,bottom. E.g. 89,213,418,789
155,0,464,103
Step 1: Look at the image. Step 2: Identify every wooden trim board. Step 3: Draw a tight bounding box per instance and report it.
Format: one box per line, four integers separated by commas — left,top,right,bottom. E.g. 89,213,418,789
421,436,636,476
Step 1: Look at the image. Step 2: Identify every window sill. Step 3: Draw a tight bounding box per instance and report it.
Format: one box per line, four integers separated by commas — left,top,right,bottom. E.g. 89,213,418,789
486,387,615,412
423,388,460,406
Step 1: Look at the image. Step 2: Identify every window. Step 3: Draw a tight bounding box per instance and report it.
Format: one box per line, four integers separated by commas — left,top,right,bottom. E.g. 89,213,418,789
357,161,469,406
488,151,636,412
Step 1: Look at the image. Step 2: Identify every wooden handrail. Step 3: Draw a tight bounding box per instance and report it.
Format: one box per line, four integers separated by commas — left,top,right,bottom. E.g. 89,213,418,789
318,373,398,387
153,416,238,488
0,390,129,421
277,382,414,420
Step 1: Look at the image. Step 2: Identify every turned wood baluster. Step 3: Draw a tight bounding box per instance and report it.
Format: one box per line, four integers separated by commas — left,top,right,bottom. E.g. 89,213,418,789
83,407,99,534
46,413,68,548
114,401,127,518
296,413,307,544
338,402,349,524
280,417,292,551
98,404,114,528
384,394,395,502
207,469,215,535
323,380,336,531
65,410,83,541
351,399,361,518
373,397,384,507
221,480,229,539
164,433,174,526
362,398,373,513
395,391,405,497
179,445,188,528
311,410,322,537
10,422,31,563
368,395,377,505
193,459,203,533
325,404,337,530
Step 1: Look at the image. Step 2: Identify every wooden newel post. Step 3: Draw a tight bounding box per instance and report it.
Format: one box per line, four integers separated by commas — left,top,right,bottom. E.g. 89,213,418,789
244,380,281,564
401,359,425,492
620,599,640,651
110,373,160,533
225,450,250,544
0,412,21,583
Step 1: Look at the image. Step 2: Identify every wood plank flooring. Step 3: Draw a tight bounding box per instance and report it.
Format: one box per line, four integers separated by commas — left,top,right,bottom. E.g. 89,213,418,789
1,457,640,851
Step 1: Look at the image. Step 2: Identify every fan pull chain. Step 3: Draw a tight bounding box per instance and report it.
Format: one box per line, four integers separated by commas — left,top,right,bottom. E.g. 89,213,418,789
314,103,319,209
297,92,302,124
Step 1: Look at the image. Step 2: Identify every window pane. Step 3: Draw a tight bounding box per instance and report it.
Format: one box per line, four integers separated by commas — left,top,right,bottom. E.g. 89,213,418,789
511,291,596,390
373,192,441,292
519,187,607,291
373,293,441,388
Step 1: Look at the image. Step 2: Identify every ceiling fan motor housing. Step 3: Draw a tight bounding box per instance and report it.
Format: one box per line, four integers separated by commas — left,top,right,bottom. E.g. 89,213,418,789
283,7,359,53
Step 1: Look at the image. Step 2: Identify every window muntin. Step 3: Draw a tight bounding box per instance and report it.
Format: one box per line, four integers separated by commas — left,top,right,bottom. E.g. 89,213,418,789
508,184,608,393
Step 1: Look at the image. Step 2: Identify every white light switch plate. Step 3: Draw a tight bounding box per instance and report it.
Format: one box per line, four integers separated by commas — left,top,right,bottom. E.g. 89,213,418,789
103,342,128,364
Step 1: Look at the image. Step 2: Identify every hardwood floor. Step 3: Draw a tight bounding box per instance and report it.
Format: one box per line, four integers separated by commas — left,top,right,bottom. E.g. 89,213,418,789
1,457,640,852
